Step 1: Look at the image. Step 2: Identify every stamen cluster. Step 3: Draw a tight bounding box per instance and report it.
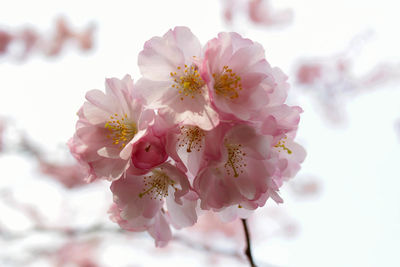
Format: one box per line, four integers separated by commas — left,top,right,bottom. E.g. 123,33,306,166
213,66,243,100
105,113,137,148
171,64,204,100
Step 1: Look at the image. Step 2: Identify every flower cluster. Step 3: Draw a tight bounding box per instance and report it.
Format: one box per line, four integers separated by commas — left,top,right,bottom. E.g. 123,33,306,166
69,27,305,247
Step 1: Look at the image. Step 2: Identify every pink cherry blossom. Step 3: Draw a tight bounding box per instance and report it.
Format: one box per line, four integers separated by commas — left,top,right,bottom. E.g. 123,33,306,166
160,119,223,180
194,123,273,211
110,162,198,246
248,65,303,138
201,32,273,121
130,126,168,171
109,203,172,247
165,124,207,178
264,134,306,203
136,26,219,130
65,27,306,251
69,75,149,181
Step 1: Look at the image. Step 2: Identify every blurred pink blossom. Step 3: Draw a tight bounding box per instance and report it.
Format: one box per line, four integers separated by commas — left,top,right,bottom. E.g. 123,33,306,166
0,30,12,55
54,240,98,267
18,28,39,59
190,211,242,239
290,176,321,197
45,17,95,57
248,0,293,27
296,58,400,123
222,0,293,28
0,17,94,61
294,32,400,123
296,64,323,85
39,160,89,189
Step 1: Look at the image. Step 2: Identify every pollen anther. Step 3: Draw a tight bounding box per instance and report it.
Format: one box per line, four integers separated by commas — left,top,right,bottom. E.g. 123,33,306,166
177,126,205,152
105,113,137,149
224,141,246,177
274,137,292,154
171,63,204,100
213,65,242,100
138,170,176,200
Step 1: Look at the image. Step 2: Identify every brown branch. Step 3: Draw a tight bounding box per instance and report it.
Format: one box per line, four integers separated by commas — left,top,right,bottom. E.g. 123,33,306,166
241,219,257,267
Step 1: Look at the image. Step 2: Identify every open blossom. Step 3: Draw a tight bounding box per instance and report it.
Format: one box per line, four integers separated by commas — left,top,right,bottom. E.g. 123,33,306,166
136,26,219,130
110,162,198,246
201,32,272,121
194,124,273,211
69,75,150,181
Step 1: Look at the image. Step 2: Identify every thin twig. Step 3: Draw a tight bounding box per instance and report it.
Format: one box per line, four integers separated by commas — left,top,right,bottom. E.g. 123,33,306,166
241,219,257,267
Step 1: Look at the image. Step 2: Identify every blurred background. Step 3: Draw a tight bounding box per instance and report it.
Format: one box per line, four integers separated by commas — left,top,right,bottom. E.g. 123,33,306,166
0,0,399,266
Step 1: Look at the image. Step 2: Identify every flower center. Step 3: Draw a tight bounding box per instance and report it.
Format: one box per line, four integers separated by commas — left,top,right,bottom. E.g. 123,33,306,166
177,126,205,153
224,142,246,177
170,63,204,101
139,169,176,200
274,137,292,154
213,65,242,100
105,113,137,149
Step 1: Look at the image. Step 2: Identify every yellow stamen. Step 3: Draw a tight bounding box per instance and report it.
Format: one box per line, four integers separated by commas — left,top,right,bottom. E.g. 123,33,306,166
224,142,246,177
138,169,176,200
177,126,205,152
104,113,137,149
171,63,205,100
274,137,292,154
213,65,242,100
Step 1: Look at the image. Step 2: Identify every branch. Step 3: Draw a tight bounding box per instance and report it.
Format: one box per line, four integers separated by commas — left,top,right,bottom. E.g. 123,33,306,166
241,218,257,267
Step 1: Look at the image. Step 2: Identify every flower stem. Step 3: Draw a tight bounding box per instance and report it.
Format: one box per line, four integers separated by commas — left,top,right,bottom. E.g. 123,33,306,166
241,218,257,267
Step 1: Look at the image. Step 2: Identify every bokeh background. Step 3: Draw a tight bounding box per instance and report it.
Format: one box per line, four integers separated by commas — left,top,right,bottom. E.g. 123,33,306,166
0,0,399,266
